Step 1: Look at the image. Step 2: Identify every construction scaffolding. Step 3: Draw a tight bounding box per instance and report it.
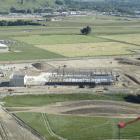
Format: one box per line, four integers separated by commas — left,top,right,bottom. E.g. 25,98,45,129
47,68,116,87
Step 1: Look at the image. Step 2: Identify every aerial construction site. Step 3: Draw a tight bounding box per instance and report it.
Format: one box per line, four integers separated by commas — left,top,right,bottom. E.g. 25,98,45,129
0,56,139,139
0,9,140,140
0,56,139,94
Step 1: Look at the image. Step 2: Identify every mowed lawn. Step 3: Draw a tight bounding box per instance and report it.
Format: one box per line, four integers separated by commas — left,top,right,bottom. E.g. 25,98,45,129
16,113,140,140
36,42,134,57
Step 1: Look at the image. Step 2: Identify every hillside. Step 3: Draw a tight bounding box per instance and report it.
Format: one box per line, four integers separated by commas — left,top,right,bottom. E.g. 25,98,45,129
0,0,140,14
0,0,59,13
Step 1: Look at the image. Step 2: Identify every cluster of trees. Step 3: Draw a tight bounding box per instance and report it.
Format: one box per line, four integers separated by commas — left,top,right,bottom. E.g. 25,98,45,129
10,7,55,14
10,7,32,14
0,20,41,26
81,26,92,35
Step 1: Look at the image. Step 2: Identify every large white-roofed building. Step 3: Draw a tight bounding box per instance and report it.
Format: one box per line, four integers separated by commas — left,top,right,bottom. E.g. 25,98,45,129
0,43,9,53
24,72,52,86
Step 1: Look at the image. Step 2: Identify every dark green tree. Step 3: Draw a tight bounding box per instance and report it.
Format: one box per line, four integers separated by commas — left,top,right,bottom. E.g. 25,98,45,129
81,26,92,35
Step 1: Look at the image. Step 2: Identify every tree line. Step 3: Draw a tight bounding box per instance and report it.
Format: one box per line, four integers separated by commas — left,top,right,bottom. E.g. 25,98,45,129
0,20,41,26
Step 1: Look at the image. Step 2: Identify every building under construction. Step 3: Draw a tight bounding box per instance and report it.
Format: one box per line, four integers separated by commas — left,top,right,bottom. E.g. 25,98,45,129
47,68,116,87
8,68,116,87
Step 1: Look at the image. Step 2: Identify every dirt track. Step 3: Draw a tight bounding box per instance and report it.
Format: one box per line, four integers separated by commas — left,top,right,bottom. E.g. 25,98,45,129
8,100,140,118
0,106,41,140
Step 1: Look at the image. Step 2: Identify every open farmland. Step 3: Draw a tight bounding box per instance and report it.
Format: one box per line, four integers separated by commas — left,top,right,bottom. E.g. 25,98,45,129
0,15,140,60
36,42,134,57
0,41,63,61
11,16,140,58
13,35,107,45
13,33,139,57
101,34,140,46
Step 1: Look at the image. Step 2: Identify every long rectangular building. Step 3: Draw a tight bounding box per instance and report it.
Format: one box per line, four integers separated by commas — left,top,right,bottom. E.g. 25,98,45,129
47,69,115,87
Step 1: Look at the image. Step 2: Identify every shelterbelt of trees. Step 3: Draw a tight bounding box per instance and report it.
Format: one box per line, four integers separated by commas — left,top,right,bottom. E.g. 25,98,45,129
0,20,41,26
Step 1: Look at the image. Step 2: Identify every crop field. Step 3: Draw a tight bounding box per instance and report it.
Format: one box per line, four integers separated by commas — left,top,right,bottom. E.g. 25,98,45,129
13,35,107,45
0,15,140,60
101,34,140,45
13,34,139,57
36,42,134,57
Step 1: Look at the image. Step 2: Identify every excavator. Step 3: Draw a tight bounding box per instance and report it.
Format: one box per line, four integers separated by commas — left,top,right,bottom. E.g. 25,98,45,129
117,117,140,139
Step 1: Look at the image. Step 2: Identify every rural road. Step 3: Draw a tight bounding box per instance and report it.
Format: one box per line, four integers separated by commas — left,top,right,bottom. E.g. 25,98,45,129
0,54,139,65
0,106,42,140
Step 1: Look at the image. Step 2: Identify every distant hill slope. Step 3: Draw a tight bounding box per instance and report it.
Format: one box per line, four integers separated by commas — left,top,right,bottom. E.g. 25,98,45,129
0,0,58,13
0,0,139,14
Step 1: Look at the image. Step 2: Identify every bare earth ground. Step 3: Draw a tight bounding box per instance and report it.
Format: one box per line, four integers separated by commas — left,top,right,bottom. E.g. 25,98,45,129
47,58,122,68
46,57,140,88
8,100,140,118
0,57,139,97
0,106,41,140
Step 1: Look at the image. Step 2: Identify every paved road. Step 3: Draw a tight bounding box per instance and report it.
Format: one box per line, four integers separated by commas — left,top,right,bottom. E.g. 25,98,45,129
0,106,41,140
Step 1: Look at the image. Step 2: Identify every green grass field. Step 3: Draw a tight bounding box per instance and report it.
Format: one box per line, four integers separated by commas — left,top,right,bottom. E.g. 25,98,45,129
16,113,140,140
14,35,107,45
13,33,139,57
3,93,140,140
2,93,126,107
0,41,63,61
0,15,140,60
